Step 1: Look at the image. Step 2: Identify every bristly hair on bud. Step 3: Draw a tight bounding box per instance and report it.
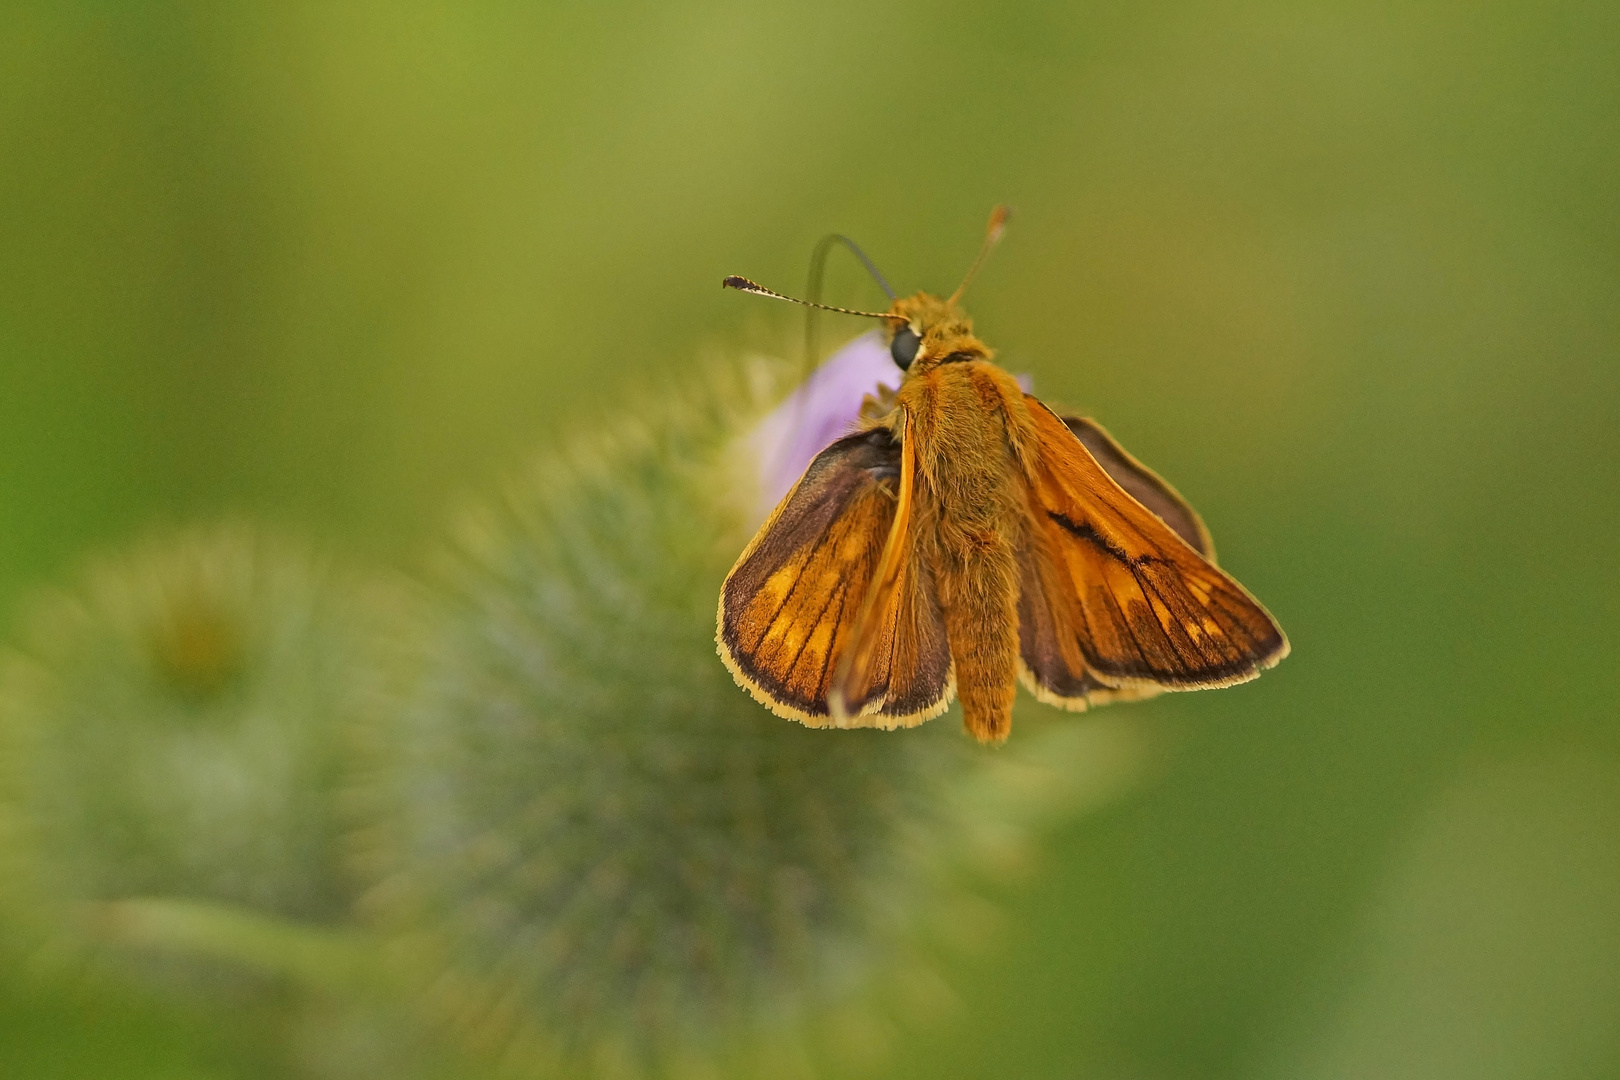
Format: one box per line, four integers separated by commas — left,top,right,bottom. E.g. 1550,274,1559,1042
0,524,378,978
0,524,471,1078
351,351,1148,1079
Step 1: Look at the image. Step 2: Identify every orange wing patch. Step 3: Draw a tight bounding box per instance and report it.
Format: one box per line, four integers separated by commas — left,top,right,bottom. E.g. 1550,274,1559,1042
1018,398,1287,708
1058,415,1214,560
718,419,952,728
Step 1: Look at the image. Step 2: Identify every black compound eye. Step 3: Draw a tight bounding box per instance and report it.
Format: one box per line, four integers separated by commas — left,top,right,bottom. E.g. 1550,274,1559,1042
890,326,921,370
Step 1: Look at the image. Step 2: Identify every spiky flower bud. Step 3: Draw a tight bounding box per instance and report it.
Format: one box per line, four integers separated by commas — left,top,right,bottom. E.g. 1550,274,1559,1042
0,524,372,971
355,344,1146,1077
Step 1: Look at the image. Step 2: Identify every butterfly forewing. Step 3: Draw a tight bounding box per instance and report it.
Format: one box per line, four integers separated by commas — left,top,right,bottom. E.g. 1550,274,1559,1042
1018,398,1288,705
718,425,952,727
1059,415,1215,560
828,412,955,723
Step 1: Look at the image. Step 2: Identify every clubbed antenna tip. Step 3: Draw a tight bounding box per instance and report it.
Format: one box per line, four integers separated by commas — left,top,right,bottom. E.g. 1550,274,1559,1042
987,204,1011,241
948,204,1012,306
721,274,902,321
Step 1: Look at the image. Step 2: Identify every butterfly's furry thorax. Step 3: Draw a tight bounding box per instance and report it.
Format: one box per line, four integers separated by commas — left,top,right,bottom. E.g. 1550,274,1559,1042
875,290,1042,510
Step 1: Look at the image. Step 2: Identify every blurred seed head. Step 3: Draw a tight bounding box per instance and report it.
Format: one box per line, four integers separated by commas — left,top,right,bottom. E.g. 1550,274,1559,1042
355,350,1148,1078
0,523,378,968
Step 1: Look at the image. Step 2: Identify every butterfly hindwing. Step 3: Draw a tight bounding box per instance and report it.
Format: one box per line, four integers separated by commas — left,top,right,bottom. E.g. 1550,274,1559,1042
1016,539,1166,709
718,422,952,728
1018,397,1288,707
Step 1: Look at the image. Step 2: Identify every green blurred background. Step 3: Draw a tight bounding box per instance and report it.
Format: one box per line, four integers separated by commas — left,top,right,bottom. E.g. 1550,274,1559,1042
3,1,1617,1077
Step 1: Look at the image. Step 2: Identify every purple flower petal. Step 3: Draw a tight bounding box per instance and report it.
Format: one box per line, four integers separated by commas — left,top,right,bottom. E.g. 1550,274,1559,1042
746,333,899,514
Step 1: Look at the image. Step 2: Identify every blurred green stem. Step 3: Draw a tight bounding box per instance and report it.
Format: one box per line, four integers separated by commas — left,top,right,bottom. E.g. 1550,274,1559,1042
86,897,382,996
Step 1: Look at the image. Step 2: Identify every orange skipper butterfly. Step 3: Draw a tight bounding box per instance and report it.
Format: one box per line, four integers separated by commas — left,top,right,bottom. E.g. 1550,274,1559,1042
717,209,1288,743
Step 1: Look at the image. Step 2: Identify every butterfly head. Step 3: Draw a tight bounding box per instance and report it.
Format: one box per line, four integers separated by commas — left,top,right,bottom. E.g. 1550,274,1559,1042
886,206,1008,374
884,292,993,375
722,206,1009,377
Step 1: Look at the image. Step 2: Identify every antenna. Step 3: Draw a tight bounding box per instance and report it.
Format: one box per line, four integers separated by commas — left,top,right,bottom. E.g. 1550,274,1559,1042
721,276,904,321
947,205,1011,306
806,233,895,368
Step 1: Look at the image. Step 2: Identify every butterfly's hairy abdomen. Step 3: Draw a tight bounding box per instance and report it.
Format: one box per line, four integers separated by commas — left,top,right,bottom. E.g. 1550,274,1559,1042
899,362,1033,742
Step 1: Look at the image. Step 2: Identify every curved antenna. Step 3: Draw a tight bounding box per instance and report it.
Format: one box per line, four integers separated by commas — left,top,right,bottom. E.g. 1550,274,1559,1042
947,205,1011,306
806,233,895,369
722,276,904,321
809,234,895,301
